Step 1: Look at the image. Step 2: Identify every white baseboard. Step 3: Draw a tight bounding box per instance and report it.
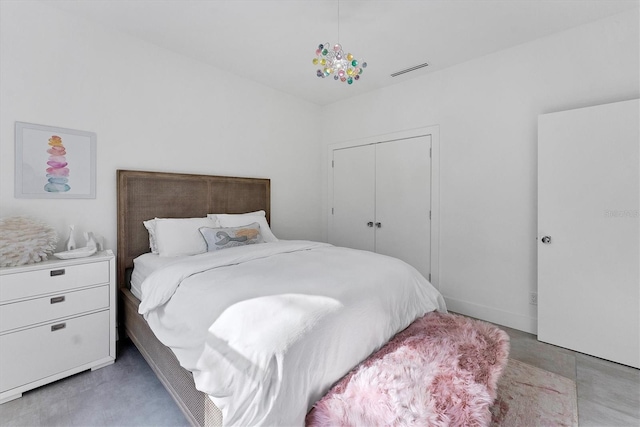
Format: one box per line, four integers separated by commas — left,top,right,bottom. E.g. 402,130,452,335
444,296,538,335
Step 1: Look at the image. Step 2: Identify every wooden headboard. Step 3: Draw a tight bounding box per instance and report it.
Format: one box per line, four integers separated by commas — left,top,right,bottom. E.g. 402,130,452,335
116,170,270,289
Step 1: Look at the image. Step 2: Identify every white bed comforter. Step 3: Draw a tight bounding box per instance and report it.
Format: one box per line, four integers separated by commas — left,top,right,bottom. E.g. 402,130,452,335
139,240,446,426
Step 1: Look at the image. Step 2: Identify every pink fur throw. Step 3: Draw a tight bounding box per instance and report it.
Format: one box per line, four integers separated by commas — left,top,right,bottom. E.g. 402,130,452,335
306,311,510,427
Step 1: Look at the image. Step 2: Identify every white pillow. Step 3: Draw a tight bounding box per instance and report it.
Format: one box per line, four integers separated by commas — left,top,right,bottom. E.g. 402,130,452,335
208,210,278,243
143,219,159,254
154,217,220,257
207,210,265,224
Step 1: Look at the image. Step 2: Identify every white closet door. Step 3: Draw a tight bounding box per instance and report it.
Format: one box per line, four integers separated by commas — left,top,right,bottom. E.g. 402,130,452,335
538,99,639,368
375,136,431,278
330,145,376,251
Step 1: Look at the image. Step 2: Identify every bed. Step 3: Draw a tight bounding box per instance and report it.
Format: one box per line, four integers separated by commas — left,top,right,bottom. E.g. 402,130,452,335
117,170,270,425
117,169,505,427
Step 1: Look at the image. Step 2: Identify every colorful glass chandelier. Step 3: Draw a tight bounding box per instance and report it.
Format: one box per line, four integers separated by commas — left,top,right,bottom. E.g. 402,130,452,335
313,43,367,85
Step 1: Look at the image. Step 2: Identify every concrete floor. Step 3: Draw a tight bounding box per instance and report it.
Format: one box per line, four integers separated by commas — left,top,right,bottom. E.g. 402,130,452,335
1,325,638,426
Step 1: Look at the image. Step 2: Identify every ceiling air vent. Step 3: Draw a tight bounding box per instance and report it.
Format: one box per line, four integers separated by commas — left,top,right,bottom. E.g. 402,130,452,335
390,62,429,77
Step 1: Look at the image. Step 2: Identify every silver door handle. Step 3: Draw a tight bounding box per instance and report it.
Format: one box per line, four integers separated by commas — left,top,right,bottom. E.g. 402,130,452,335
367,221,374,227
541,236,551,244
375,222,382,228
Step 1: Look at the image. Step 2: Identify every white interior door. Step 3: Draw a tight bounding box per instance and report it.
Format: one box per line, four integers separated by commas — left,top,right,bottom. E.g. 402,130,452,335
330,144,375,251
375,136,431,279
538,99,639,368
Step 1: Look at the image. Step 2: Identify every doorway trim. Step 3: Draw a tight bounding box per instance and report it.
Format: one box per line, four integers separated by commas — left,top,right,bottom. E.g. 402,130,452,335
327,125,441,289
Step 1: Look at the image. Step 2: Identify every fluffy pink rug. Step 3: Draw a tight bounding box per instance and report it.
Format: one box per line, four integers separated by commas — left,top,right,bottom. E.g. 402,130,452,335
306,311,510,427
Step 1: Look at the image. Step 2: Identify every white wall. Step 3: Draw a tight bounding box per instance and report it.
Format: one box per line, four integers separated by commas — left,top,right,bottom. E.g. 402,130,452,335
0,1,324,253
321,11,640,333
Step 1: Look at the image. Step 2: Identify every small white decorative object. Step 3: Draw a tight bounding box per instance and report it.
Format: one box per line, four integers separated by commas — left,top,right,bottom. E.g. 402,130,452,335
54,230,101,260
0,217,58,267
84,231,97,250
53,247,96,259
94,233,105,251
65,224,76,251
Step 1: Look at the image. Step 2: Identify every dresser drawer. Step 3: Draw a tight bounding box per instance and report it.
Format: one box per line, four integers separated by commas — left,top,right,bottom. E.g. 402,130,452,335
0,285,109,333
0,261,110,303
0,310,110,393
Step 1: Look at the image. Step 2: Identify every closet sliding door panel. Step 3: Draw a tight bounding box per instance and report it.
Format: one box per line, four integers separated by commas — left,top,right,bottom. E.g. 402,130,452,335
330,145,376,251
375,136,432,279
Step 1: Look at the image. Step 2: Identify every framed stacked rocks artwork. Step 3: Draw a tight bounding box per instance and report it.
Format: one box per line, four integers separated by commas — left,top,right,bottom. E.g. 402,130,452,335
14,122,96,199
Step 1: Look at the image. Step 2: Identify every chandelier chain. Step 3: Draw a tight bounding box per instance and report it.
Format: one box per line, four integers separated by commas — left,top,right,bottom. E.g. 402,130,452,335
312,0,367,85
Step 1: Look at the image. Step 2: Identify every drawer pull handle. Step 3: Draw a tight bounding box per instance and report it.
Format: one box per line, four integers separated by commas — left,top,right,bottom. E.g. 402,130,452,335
50,269,65,277
51,323,66,332
50,296,66,304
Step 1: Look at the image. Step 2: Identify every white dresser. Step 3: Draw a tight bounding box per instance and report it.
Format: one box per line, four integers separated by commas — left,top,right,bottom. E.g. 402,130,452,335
0,250,116,403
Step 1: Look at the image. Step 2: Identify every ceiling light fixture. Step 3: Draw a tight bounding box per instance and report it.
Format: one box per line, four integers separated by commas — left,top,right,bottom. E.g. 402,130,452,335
313,1,367,85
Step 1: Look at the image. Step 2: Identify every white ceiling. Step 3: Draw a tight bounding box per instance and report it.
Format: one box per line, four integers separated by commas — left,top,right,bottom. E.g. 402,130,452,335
48,0,639,106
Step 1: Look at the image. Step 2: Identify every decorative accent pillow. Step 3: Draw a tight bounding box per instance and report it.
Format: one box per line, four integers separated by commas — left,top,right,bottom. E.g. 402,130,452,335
0,217,58,267
153,217,220,257
208,210,278,243
199,223,264,251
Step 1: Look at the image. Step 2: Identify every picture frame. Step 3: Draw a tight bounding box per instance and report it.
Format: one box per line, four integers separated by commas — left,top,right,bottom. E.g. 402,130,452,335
15,122,96,199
